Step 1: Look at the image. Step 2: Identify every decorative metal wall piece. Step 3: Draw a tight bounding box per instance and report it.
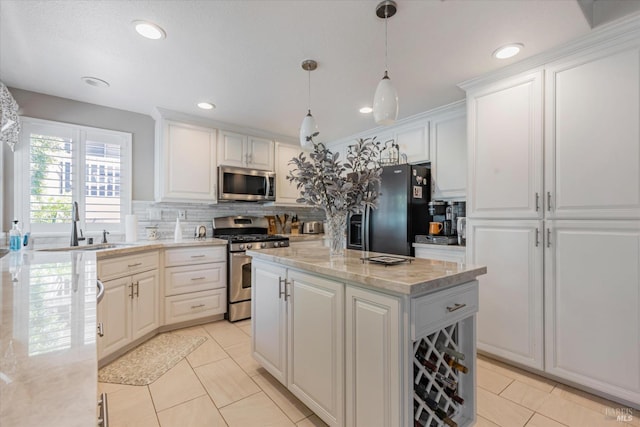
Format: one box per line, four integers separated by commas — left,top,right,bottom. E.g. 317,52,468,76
1,81,21,152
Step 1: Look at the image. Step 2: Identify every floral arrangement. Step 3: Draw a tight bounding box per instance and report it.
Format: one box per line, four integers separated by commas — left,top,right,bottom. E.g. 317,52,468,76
287,137,382,255
287,137,383,216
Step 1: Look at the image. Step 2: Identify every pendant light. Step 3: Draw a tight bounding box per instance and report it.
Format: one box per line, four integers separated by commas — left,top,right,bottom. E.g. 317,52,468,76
373,0,399,126
299,59,319,148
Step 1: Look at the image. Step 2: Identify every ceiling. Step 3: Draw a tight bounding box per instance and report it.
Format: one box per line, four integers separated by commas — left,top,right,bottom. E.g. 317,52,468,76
0,0,634,143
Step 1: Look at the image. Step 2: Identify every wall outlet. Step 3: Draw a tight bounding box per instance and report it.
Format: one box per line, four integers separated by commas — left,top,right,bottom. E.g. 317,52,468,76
148,208,162,221
178,210,187,220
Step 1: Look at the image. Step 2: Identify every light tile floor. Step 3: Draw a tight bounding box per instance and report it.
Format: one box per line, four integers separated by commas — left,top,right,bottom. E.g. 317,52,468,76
99,320,637,427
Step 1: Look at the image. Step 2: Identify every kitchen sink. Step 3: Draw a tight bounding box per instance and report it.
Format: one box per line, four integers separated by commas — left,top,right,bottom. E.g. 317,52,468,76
38,243,133,252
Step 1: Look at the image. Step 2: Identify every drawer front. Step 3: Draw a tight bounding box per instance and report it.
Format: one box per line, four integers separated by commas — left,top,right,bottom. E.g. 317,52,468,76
98,251,159,281
164,289,226,325
165,263,226,296
411,281,478,339
165,246,226,267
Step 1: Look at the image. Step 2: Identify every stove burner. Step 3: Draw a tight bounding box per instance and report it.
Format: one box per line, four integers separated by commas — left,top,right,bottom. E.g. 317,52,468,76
216,234,287,243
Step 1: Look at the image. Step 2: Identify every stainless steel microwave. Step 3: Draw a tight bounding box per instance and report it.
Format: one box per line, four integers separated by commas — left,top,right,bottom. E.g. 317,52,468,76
218,166,275,202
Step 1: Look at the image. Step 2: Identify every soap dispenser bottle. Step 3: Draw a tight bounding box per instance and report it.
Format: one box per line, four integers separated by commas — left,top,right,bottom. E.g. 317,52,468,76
9,220,22,251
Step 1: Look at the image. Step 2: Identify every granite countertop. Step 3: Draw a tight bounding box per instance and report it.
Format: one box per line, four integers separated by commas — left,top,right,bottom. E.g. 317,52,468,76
0,250,98,426
32,238,228,260
247,247,486,296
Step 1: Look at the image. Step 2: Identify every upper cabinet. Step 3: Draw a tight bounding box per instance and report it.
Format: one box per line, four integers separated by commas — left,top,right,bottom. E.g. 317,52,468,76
466,70,544,219
275,142,303,206
218,130,274,171
155,120,218,203
545,43,640,219
393,122,430,164
430,104,466,199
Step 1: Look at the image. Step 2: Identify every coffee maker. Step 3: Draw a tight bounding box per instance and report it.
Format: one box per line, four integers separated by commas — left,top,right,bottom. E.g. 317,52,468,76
424,200,465,245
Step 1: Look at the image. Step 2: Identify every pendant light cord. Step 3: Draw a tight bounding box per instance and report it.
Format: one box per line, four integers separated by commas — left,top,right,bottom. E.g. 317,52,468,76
308,69,311,112
384,6,389,73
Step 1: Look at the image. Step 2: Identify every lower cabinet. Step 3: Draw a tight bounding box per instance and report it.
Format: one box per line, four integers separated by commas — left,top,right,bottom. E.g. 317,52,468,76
469,218,640,404
468,219,544,370
163,246,227,325
345,286,401,427
252,261,344,426
413,243,466,264
97,260,160,360
544,220,640,404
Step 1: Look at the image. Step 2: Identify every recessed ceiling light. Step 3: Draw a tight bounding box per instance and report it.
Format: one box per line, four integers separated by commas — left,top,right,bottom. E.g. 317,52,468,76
493,43,523,59
197,102,215,110
81,76,110,88
133,20,166,40
359,106,373,114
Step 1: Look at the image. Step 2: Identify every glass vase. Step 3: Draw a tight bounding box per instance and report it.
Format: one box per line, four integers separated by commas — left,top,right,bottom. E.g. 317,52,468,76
325,210,348,257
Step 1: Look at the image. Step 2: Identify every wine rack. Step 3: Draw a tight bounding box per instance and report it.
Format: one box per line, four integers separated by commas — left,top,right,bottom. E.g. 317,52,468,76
413,321,470,427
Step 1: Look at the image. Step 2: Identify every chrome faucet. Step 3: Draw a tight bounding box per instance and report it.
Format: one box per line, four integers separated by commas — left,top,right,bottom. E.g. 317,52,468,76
102,230,109,244
70,201,79,246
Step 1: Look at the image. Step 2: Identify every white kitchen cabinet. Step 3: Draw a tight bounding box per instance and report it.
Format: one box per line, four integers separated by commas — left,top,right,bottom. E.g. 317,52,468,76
466,70,544,219
97,251,160,361
393,122,429,164
252,260,344,426
155,120,218,203
430,106,466,199
345,285,401,427
413,243,466,264
218,130,274,171
288,270,344,426
544,220,640,404
468,219,544,370
163,246,227,325
252,261,288,383
545,43,640,219
275,142,303,205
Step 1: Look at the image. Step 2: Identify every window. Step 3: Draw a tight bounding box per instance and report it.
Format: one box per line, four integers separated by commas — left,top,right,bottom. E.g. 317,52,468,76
16,118,131,234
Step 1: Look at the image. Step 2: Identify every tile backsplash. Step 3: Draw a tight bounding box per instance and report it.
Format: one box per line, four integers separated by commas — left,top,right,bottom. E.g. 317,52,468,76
132,200,325,241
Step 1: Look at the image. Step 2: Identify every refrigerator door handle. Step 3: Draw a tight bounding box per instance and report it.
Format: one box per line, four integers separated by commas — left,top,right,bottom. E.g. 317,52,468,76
363,206,370,251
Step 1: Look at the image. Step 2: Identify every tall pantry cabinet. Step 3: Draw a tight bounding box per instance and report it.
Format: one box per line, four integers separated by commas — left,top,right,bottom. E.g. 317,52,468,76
464,29,640,406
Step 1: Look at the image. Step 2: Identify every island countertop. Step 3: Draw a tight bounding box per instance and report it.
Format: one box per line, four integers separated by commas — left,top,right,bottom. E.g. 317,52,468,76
247,247,486,296
0,250,98,427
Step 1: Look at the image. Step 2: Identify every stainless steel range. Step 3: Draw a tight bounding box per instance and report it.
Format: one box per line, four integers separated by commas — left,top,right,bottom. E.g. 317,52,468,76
213,216,289,322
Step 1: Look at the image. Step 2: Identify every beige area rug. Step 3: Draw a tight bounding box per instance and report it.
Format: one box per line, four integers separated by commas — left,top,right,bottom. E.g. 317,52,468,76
98,333,207,386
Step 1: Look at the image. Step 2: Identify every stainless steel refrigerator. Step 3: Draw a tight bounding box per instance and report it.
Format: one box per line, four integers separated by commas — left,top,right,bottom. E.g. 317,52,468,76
348,164,430,256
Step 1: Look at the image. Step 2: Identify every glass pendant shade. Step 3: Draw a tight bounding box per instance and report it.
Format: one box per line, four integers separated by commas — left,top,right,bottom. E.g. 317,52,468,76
373,72,399,125
299,110,318,149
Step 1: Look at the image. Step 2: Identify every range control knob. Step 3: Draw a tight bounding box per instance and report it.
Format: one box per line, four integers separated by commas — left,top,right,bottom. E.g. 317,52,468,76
246,243,252,250
260,242,266,248
239,244,245,250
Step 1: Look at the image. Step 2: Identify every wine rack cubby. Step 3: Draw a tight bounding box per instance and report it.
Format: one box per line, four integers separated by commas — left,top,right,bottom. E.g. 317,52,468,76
412,317,475,427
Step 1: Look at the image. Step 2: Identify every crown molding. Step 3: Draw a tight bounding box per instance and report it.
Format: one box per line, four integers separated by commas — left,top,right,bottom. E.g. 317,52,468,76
153,107,298,144
458,12,640,91
326,99,466,148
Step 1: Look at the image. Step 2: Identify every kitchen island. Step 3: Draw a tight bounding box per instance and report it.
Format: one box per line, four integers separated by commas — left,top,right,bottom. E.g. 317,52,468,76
248,247,486,427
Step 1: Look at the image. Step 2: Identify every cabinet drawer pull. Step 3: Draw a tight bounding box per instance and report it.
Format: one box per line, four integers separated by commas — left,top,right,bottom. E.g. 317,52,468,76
446,303,466,312
535,192,540,211
127,262,142,268
128,284,134,299
190,276,206,281
98,392,109,427
547,191,552,211
279,277,286,299
97,322,104,337
190,255,206,258
547,228,551,248
134,281,140,298
191,304,206,309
